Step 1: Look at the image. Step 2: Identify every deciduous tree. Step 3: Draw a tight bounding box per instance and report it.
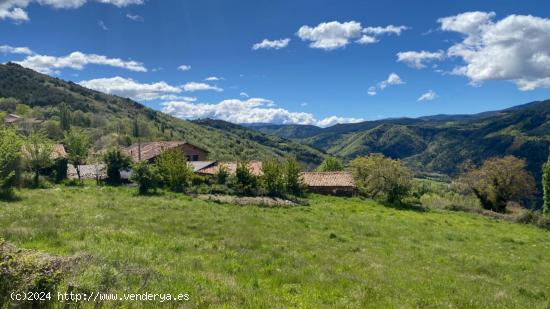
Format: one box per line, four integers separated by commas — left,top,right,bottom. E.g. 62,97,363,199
460,156,536,213
23,132,54,187
0,128,22,198
64,129,90,181
350,153,412,204
316,157,344,172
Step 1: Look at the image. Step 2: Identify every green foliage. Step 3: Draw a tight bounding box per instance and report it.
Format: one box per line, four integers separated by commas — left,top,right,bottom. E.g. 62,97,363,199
58,102,71,132
154,148,192,192
232,161,259,196
316,156,344,172
22,131,54,187
0,239,63,308
350,153,413,204
15,103,32,116
283,157,304,197
543,152,550,214
0,128,21,198
214,164,229,185
64,129,90,181
460,156,536,213
0,97,21,112
261,158,284,197
130,161,161,195
103,148,132,185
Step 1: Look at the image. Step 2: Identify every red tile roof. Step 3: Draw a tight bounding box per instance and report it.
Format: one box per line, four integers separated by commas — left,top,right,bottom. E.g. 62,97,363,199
197,161,263,176
124,141,207,162
300,172,355,188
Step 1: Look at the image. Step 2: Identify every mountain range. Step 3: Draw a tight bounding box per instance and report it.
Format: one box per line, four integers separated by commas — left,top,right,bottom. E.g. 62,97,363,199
0,62,548,186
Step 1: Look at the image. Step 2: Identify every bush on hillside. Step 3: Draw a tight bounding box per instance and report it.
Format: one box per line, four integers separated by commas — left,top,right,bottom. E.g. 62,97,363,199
130,162,161,195
103,148,132,185
350,153,412,204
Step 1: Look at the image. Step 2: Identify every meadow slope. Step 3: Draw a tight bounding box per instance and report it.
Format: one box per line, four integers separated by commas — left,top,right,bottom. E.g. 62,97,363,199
1,187,550,308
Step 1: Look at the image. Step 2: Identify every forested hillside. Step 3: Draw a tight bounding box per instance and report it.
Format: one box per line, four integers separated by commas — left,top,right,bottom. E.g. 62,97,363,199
253,100,550,181
0,63,324,165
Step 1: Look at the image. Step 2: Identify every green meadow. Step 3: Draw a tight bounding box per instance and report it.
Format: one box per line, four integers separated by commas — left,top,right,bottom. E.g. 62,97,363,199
1,186,550,308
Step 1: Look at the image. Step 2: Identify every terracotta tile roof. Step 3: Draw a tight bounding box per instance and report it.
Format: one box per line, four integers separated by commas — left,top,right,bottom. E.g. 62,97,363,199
300,172,355,188
197,161,263,176
21,144,66,160
124,141,194,162
52,144,67,159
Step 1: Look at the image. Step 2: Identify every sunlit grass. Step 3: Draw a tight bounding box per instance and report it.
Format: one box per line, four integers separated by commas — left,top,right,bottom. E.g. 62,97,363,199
1,186,549,307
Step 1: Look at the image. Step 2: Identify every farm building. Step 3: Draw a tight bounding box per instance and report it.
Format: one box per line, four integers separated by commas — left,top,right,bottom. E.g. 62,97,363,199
125,141,209,163
196,161,264,176
300,172,356,196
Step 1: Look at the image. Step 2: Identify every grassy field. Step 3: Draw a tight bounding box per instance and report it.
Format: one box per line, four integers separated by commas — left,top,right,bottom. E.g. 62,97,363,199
1,186,550,308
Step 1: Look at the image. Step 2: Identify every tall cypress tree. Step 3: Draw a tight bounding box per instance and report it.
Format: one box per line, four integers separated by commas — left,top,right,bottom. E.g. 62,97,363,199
543,151,550,214
59,102,71,132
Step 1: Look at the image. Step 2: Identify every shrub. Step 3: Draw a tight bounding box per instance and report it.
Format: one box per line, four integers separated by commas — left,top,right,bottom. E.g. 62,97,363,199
0,239,64,308
103,148,132,185
350,153,412,204
316,157,344,172
0,128,22,199
232,161,259,196
261,158,284,197
130,162,161,195
459,156,536,213
154,148,193,192
283,157,305,197
214,164,229,185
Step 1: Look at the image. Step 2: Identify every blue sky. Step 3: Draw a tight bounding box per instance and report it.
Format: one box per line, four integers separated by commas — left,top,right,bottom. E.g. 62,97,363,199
1,0,549,127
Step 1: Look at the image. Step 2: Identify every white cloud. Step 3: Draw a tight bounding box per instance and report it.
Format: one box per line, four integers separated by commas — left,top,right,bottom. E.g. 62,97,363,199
297,21,362,50
95,0,143,7
98,20,108,30
177,64,191,71
205,76,223,81
1,0,142,22
368,73,404,95
252,38,290,50
396,50,445,69
363,25,408,35
438,12,550,90
162,98,363,127
15,51,147,74
418,90,437,101
239,92,249,98
79,76,181,101
182,82,223,92
367,86,377,96
0,0,30,22
126,13,143,22
0,44,33,55
297,21,409,50
356,35,377,45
